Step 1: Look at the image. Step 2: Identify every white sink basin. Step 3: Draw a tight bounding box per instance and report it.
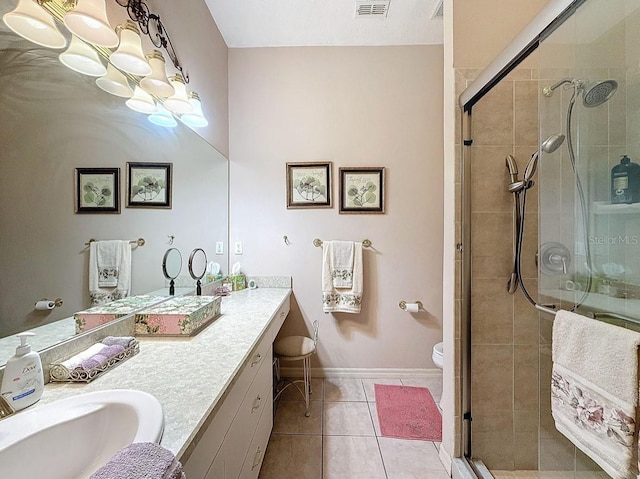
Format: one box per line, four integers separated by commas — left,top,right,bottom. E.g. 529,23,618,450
0,389,164,479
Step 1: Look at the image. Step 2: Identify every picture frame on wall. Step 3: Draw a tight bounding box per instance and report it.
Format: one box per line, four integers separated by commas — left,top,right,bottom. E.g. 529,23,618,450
74,167,120,214
126,162,172,209
286,161,333,209
339,167,385,214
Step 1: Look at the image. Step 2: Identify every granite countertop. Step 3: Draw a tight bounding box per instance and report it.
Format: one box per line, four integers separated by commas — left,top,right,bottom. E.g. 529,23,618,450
37,287,291,460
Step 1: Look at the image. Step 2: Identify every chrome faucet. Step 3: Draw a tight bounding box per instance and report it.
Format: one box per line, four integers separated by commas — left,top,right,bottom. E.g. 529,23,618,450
0,394,15,419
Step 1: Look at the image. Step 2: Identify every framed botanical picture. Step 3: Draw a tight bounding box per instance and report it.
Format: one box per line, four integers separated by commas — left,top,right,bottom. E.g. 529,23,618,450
286,161,332,209
75,167,120,214
339,167,385,214
126,162,172,209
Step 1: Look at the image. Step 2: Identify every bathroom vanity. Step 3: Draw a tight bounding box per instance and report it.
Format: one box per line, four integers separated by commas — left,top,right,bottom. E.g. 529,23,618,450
35,286,291,479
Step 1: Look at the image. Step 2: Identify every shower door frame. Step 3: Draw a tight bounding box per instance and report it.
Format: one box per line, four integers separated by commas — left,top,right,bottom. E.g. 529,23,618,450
456,0,583,474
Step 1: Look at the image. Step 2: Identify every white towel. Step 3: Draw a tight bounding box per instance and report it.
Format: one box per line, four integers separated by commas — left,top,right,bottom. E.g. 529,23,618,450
328,240,354,288
551,310,640,479
322,240,363,314
89,240,131,306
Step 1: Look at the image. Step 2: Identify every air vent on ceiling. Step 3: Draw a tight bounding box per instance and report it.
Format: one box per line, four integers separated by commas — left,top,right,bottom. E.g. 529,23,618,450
355,0,390,18
431,0,444,19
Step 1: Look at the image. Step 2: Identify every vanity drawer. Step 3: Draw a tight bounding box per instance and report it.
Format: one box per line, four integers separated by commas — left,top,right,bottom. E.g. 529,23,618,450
223,347,273,479
268,296,290,342
239,390,274,479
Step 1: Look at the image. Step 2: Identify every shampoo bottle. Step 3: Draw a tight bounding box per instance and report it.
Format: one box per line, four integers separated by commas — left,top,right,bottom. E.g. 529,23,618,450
0,332,44,411
611,155,640,204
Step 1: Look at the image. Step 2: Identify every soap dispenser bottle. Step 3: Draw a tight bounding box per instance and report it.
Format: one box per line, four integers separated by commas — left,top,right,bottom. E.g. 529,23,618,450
611,155,640,204
0,332,44,411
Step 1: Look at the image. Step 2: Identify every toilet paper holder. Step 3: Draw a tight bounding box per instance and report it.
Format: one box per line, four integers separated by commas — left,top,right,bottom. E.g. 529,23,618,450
34,298,63,310
399,300,423,312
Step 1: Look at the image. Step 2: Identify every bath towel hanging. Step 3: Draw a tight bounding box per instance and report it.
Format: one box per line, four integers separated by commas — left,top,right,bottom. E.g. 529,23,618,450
551,310,640,479
89,240,131,306
321,240,363,313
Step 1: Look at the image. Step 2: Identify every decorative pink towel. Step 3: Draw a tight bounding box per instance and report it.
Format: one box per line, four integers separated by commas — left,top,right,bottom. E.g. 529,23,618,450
374,384,442,441
90,442,185,479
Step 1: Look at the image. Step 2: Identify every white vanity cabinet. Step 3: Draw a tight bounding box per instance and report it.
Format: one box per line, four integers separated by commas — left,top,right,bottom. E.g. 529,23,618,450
184,295,290,479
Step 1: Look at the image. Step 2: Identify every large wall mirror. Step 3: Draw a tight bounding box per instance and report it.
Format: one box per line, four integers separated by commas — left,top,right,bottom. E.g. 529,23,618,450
0,9,229,366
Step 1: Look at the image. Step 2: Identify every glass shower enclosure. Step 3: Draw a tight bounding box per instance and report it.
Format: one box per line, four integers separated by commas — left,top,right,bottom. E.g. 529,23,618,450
458,0,640,477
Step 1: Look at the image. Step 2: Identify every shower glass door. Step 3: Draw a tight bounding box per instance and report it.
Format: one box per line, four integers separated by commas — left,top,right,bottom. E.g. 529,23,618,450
538,0,640,475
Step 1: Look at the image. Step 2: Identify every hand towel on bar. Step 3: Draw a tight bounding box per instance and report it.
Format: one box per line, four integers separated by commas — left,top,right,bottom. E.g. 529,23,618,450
89,240,131,306
551,309,640,479
322,240,363,313
328,240,355,288
90,442,185,479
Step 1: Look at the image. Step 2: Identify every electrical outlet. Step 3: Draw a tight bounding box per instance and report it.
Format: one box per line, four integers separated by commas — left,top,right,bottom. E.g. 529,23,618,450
234,241,243,255
215,241,224,255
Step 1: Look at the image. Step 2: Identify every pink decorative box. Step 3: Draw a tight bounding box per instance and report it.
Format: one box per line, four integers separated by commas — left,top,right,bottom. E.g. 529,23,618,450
134,295,222,336
74,295,165,334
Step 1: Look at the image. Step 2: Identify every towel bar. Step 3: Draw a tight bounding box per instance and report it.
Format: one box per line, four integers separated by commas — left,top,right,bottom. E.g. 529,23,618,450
534,303,640,325
85,238,145,247
313,238,371,248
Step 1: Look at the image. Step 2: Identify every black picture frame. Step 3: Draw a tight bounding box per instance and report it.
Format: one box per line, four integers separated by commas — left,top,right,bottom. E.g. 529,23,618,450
126,162,172,209
286,161,333,209
339,167,386,214
74,167,120,214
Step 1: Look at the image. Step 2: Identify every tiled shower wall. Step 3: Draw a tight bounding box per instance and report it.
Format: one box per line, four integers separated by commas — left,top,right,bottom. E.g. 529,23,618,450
455,67,541,470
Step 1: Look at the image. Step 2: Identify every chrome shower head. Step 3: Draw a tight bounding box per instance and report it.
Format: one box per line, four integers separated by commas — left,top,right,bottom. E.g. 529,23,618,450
541,133,565,153
581,80,618,107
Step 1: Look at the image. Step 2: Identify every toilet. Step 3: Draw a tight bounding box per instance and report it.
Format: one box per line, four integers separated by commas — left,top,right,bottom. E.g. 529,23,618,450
432,342,443,370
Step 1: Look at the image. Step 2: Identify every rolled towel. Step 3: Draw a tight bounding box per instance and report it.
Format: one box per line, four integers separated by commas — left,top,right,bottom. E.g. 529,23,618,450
102,336,136,349
90,442,185,479
80,345,126,370
61,343,108,371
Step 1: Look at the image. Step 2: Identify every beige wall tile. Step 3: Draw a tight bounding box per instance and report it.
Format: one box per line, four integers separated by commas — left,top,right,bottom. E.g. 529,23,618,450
515,81,540,147
514,431,539,470
470,146,514,213
471,279,514,344
471,212,513,258
514,345,539,411
473,82,514,147
471,345,514,412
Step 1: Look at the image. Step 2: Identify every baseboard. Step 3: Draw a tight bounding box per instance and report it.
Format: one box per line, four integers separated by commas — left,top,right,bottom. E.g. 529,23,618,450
438,442,453,476
279,367,441,379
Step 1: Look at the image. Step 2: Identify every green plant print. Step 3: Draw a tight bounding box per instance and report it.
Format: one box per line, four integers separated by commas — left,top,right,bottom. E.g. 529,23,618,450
132,175,165,202
83,181,112,207
294,175,326,201
347,181,377,207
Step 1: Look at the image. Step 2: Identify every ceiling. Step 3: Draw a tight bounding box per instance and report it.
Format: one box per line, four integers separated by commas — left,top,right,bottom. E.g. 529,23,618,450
204,0,444,48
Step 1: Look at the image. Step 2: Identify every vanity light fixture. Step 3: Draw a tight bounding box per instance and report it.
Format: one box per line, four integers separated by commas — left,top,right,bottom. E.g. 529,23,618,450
164,74,192,115
125,85,156,114
59,35,106,77
148,104,177,128
63,0,118,48
139,50,174,98
109,20,151,76
180,92,209,128
96,63,133,98
2,0,67,49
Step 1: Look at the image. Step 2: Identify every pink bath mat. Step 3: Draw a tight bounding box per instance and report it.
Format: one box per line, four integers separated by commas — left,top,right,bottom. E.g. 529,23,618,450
374,384,442,441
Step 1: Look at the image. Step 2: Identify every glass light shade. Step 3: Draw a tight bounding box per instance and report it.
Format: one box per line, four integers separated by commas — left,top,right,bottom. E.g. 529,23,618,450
63,0,118,48
148,104,177,128
2,0,66,49
125,86,156,114
180,92,208,128
109,20,151,76
164,74,192,114
96,64,133,98
59,35,106,77
139,50,174,98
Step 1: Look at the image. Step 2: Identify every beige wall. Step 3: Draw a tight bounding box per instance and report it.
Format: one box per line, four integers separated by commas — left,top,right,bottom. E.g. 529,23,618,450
453,0,549,68
228,46,444,370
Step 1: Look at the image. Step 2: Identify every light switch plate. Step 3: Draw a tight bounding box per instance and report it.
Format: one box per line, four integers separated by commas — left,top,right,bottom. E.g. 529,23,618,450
215,241,224,255
234,241,243,255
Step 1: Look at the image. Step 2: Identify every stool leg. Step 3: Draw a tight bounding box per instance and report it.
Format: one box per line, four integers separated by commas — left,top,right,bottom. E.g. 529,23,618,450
303,355,311,417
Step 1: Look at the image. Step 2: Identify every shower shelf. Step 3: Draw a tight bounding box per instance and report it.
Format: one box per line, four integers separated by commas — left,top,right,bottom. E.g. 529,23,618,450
592,201,640,215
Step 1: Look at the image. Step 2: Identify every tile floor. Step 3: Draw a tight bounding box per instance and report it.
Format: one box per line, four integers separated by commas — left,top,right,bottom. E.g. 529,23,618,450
258,376,449,479
492,472,609,479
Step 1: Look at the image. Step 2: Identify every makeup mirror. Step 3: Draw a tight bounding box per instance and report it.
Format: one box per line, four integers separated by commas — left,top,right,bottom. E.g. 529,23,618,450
188,248,208,295
162,248,183,295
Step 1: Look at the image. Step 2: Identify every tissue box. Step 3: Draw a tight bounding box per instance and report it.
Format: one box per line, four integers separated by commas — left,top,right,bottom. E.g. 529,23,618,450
229,274,246,291
134,295,222,336
74,295,165,334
